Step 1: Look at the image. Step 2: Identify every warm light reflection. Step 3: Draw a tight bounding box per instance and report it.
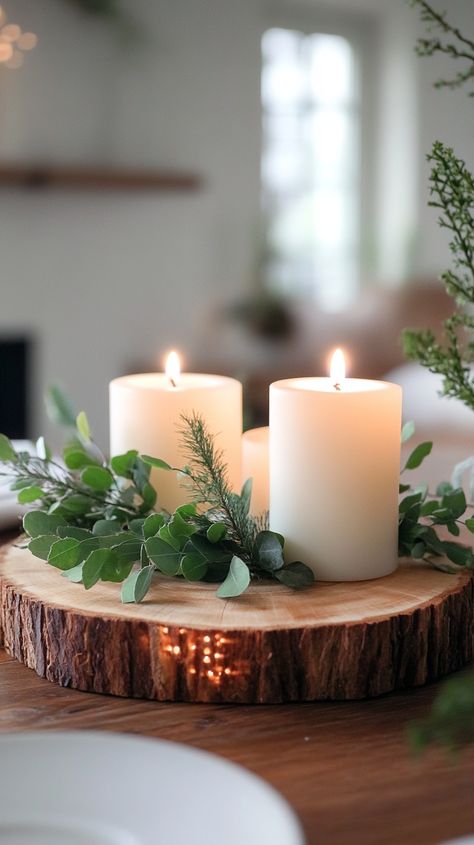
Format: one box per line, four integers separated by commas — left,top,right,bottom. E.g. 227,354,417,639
0,9,37,69
165,350,181,388
17,32,37,51
0,41,12,62
329,348,345,390
1,23,20,42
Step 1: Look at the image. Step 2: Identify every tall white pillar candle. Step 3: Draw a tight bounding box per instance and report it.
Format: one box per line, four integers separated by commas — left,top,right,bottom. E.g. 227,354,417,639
241,426,269,517
110,355,242,513
269,352,402,581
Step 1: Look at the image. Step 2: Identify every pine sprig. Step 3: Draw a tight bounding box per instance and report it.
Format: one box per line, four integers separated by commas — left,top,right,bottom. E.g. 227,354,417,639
178,412,259,560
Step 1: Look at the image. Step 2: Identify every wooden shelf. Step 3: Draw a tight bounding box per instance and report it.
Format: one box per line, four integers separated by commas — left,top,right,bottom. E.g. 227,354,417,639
0,164,202,191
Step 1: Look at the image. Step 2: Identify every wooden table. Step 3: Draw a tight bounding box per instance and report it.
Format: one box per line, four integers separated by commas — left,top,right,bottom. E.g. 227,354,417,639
1,531,474,845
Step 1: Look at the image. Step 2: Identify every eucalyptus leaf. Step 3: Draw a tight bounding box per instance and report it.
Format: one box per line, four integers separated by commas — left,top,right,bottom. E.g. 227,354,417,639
168,511,198,544
23,510,65,538
48,538,81,570
141,455,173,471
181,553,208,581
101,556,134,582
401,420,416,443
92,519,122,536
404,441,433,470
45,384,76,428
206,522,227,543
82,548,115,589
81,466,114,492
256,530,285,572
110,538,141,563
143,513,165,538
110,450,138,478
0,433,16,462
399,492,424,514
57,525,93,541
274,561,315,589
63,444,99,470
240,477,252,515
442,488,466,519
436,481,454,496
442,542,474,568
140,482,157,510
145,536,181,576
62,562,85,583
76,411,91,443
61,494,94,515
184,533,231,564
121,565,155,603
158,523,181,551
28,534,58,561
216,556,250,598
18,485,45,504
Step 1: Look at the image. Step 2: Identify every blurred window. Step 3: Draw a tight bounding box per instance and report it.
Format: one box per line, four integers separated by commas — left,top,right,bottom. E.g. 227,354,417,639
261,28,360,311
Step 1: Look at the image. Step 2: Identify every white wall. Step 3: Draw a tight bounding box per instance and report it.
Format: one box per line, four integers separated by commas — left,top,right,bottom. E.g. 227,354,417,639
1,0,473,447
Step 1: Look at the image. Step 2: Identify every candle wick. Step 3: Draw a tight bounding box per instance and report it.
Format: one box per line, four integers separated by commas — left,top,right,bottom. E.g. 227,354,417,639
333,382,341,392
169,378,177,388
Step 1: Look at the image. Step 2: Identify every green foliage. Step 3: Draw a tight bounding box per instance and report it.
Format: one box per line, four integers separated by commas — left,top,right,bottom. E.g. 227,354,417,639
216,556,250,598
404,2,474,754
409,671,474,751
3,408,314,603
409,0,474,94
398,422,474,572
0,414,158,530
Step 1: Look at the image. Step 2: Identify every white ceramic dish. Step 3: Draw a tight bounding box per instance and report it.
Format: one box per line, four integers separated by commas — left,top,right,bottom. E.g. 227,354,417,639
0,731,304,845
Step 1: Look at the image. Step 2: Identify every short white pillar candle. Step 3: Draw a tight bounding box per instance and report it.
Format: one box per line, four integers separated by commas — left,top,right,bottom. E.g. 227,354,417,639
269,350,402,581
110,353,242,513
241,426,269,517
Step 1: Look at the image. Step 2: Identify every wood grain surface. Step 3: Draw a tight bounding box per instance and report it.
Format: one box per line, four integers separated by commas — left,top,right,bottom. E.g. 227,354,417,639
2,532,474,844
1,541,473,702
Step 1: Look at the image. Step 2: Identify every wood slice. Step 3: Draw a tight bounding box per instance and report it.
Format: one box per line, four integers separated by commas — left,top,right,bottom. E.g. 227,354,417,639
1,541,473,703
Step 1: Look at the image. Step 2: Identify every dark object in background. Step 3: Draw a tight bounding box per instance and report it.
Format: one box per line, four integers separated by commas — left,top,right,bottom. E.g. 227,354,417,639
0,338,31,439
66,0,118,16
227,292,295,341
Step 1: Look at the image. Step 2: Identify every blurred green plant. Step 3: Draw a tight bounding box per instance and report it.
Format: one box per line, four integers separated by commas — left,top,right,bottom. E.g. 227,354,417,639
403,0,474,752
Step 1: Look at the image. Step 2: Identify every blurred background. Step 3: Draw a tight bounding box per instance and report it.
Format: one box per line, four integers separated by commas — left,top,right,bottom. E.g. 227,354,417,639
0,0,473,453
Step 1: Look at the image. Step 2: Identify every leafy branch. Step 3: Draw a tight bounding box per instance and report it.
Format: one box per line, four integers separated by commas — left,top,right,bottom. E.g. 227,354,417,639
0,405,314,602
399,422,474,571
403,142,474,408
409,0,474,94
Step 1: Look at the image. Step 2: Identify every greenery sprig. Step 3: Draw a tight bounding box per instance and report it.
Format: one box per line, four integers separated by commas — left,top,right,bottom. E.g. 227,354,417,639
0,402,314,603
409,0,474,94
399,422,474,571
404,0,474,751
403,142,474,409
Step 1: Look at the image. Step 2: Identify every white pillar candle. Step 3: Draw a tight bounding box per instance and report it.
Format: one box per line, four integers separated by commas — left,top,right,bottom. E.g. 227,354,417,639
110,353,242,513
241,426,269,517
269,350,402,581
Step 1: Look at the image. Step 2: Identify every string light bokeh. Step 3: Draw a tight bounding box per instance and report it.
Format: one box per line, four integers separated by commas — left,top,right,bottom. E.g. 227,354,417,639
0,6,37,70
160,626,246,688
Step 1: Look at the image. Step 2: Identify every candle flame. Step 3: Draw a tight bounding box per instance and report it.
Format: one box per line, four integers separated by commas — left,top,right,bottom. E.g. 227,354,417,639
330,348,345,390
165,350,181,387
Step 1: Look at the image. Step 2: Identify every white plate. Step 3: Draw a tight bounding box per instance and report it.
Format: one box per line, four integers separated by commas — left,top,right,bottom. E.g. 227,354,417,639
0,732,304,845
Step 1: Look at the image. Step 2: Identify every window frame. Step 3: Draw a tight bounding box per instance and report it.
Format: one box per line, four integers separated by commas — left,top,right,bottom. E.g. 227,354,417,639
259,6,379,308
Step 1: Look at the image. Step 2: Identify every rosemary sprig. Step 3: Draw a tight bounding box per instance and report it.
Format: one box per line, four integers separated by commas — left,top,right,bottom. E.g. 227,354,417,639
178,412,259,561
